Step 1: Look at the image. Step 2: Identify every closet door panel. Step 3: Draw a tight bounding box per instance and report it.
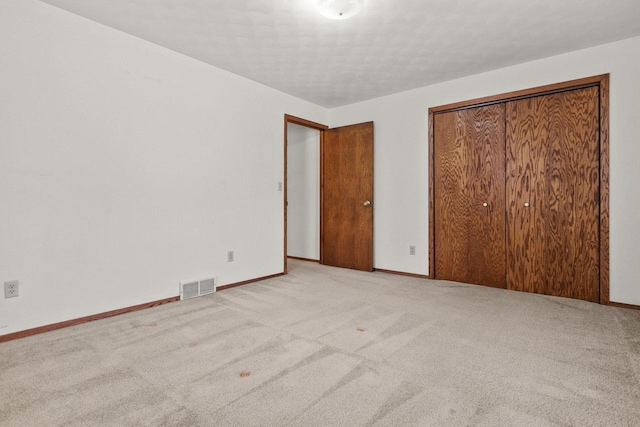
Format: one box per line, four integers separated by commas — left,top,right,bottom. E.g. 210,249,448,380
434,104,506,288
506,87,600,301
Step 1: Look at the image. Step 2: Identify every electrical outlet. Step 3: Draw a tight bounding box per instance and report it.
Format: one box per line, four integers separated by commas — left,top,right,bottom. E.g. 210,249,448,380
409,245,416,256
4,280,19,298
227,251,234,262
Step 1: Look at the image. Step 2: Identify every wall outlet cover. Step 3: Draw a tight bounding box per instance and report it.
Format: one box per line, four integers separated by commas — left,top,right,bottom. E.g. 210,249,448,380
4,280,19,298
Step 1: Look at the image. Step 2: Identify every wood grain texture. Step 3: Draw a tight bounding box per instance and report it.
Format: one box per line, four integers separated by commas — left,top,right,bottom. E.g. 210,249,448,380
322,122,374,271
429,74,609,304
434,104,506,287
429,74,609,114
598,75,610,305
506,87,600,302
428,111,436,278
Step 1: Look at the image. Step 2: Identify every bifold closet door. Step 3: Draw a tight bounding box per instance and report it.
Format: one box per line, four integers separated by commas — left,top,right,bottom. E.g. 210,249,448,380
434,104,506,288
506,87,600,302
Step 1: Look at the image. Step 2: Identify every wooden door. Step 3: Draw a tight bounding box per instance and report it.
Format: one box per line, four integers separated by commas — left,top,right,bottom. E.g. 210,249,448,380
322,122,374,271
506,87,600,301
434,105,506,287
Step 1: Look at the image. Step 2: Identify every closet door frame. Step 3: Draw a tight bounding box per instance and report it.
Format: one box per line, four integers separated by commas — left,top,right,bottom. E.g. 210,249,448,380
428,74,610,304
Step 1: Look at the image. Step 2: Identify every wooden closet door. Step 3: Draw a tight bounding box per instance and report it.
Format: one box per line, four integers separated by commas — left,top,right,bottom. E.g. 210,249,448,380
506,87,600,302
434,104,506,288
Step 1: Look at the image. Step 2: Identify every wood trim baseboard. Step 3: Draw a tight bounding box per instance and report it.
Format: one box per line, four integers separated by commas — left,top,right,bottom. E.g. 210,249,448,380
0,296,179,343
287,256,320,263
375,268,429,279
1,271,288,343
217,272,285,291
608,301,640,311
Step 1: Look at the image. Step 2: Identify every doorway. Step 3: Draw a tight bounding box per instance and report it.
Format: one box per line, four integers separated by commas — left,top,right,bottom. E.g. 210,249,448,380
284,115,374,274
287,123,321,262
284,115,327,274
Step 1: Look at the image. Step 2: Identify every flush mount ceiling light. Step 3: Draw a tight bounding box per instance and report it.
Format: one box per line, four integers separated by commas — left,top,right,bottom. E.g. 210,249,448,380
315,0,365,20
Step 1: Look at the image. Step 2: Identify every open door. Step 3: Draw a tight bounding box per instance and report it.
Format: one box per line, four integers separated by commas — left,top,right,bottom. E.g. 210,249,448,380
322,122,374,271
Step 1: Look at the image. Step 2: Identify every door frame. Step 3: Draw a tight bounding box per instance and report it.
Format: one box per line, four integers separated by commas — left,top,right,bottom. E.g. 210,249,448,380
284,114,328,274
428,74,610,304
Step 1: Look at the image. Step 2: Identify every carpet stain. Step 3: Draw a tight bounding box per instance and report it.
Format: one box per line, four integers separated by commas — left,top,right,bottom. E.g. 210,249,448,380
3,259,640,426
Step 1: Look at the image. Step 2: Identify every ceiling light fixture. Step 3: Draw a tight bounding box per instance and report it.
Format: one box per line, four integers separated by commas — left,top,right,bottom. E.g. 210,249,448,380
315,0,365,20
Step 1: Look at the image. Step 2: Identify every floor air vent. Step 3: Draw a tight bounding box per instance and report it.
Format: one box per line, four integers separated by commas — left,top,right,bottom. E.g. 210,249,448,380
180,277,217,300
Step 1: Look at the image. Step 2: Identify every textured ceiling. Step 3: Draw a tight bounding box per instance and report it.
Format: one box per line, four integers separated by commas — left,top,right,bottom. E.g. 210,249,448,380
39,0,640,108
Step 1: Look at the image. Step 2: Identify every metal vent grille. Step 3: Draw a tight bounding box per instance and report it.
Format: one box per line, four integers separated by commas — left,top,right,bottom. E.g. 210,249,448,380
181,281,199,300
179,277,217,300
199,278,216,295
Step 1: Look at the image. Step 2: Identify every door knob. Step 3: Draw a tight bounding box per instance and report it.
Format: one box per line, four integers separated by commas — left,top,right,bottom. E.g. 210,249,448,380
524,202,530,207
363,200,371,207
482,202,488,207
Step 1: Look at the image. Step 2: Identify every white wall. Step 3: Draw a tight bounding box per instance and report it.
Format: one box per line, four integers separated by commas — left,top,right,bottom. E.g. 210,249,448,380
287,124,320,260
330,36,640,306
0,0,328,335
2,2,639,338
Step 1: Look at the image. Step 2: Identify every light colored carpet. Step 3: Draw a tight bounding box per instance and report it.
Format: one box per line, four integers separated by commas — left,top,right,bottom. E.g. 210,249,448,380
1,259,639,426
